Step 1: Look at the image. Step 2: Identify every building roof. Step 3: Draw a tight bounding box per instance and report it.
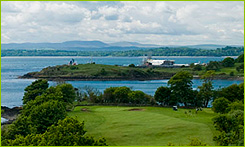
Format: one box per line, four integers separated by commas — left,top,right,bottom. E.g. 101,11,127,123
146,59,175,66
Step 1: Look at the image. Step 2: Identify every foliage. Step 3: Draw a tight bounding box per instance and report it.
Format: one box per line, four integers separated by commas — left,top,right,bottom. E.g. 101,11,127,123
188,90,202,107
1,81,80,145
213,110,244,146
103,87,118,103
197,71,215,107
212,83,244,146
192,64,202,71
212,97,230,114
236,63,244,72
2,46,244,57
222,57,235,67
206,61,220,71
128,90,153,104
2,116,35,141
28,100,67,133
167,137,209,146
235,53,244,63
55,83,76,104
168,71,193,106
226,101,244,112
6,117,107,146
186,138,207,146
76,86,102,103
99,68,107,76
79,86,102,103
100,87,154,105
154,86,171,106
113,87,131,103
128,64,135,67
4,100,67,141
22,79,49,104
217,83,244,102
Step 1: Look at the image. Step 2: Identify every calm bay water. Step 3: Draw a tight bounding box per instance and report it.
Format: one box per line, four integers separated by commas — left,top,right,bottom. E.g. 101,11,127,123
1,56,243,108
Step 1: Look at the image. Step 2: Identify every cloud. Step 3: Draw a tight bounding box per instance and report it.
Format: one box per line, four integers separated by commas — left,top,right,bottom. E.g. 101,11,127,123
1,1,244,45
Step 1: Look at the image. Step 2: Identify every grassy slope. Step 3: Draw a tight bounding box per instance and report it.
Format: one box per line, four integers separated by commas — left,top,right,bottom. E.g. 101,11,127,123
26,64,176,79
68,106,217,146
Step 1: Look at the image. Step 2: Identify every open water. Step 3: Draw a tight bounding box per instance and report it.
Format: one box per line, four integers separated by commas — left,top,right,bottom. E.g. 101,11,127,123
1,56,243,108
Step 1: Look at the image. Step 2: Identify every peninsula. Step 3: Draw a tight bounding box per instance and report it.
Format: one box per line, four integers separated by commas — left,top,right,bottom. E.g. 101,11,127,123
20,60,243,81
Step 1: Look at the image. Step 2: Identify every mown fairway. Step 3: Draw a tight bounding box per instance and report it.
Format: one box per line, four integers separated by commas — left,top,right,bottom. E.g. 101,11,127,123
68,106,217,146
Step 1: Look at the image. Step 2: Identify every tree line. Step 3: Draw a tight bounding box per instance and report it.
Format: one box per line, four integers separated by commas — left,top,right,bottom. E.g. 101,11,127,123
76,70,243,108
2,46,244,57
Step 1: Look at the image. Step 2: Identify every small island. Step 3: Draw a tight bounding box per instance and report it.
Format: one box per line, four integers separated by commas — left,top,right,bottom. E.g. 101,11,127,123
20,55,244,81
20,63,176,81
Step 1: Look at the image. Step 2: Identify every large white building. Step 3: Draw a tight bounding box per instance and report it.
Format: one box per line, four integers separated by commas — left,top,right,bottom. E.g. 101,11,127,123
144,59,189,67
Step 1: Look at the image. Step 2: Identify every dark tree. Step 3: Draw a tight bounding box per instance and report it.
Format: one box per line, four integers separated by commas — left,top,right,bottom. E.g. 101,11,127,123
222,57,235,67
218,83,244,102
128,64,136,67
154,86,171,106
193,64,202,71
103,87,118,103
168,71,193,106
206,61,221,71
113,87,131,103
197,71,215,107
23,79,49,104
235,54,244,63
212,97,230,114
128,90,146,104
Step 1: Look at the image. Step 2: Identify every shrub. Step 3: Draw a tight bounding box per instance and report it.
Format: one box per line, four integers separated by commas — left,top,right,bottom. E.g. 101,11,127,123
212,97,231,114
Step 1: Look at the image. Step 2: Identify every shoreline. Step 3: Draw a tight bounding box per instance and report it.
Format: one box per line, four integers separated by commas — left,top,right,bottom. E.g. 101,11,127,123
1,55,237,58
19,75,244,81
1,106,22,125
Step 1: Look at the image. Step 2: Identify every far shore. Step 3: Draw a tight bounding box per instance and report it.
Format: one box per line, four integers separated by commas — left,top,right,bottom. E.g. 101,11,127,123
19,75,244,81
1,55,238,58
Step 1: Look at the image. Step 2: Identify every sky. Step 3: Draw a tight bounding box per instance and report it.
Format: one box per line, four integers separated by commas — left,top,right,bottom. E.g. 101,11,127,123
1,1,244,45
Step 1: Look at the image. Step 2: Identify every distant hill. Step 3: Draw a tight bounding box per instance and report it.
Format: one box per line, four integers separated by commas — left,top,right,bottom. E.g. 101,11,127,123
184,44,243,50
1,41,243,51
1,41,109,50
109,41,160,48
1,41,154,51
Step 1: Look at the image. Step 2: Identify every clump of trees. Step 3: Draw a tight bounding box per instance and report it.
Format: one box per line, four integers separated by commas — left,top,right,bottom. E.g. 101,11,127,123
205,54,244,72
212,101,244,146
211,82,244,146
76,86,154,105
2,79,106,146
154,71,216,108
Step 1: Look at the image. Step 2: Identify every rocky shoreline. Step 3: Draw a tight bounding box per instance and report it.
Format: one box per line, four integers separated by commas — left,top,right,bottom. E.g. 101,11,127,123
1,106,22,125
19,74,244,81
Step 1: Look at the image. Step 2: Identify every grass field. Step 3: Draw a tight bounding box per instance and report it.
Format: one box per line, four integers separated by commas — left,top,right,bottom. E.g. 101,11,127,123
68,106,217,146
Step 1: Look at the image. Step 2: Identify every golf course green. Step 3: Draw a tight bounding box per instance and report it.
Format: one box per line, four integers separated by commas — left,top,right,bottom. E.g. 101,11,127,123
68,106,217,146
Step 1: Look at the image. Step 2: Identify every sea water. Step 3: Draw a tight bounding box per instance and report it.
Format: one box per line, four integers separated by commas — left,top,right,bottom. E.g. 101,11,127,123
1,56,243,108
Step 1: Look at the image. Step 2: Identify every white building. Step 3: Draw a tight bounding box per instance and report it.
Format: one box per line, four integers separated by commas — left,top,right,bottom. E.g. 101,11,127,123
144,59,189,67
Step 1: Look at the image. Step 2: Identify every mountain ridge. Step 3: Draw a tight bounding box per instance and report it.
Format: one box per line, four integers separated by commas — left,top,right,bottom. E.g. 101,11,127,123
1,40,243,51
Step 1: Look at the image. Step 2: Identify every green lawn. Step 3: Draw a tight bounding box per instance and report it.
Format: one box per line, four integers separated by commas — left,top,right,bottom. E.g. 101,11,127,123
68,106,217,146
